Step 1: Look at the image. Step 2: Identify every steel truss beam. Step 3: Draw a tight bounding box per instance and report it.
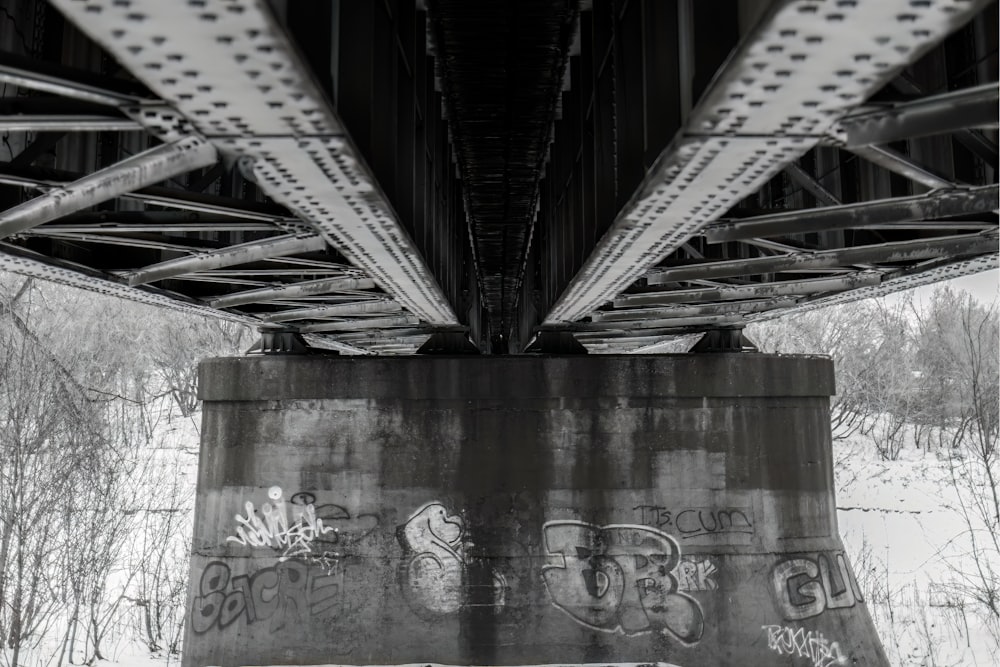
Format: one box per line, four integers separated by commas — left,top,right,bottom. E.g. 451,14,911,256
209,277,376,309
0,51,147,106
196,268,354,277
544,0,991,325
263,300,401,323
888,74,1000,170
297,335,370,356
834,82,999,148
591,297,801,323
22,231,223,254
330,328,436,342
784,163,841,205
0,241,252,323
0,115,142,132
575,325,727,341
564,313,745,332
299,315,421,334
846,144,955,189
51,0,458,327
749,253,999,320
615,273,883,308
647,234,997,284
0,166,303,224
628,333,709,355
704,185,998,243
0,137,217,239
125,234,328,286
31,222,280,233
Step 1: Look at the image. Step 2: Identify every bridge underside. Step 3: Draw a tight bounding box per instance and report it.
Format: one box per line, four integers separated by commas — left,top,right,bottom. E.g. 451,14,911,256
0,0,995,354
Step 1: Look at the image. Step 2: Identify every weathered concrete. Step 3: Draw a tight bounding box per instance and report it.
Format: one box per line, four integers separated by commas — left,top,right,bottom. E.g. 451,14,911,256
184,355,888,666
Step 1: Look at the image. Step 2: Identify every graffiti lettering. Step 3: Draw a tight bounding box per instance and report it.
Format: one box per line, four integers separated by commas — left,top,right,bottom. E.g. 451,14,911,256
227,486,334,558
397,501,507,616
772,551,864,621
633,505,754,539
762,624,848,667
675,555,718,592
226,487,378,569
541,521,704,644
190,560,342,634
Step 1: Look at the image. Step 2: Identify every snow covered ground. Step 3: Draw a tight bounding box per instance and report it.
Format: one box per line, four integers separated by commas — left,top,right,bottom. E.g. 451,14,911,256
835,430,998,666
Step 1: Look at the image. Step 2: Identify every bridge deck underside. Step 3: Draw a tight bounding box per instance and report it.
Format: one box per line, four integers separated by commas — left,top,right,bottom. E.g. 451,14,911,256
0,0,994,354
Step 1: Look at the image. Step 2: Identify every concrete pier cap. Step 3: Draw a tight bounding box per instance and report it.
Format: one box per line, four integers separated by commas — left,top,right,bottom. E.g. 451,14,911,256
185,353,888,667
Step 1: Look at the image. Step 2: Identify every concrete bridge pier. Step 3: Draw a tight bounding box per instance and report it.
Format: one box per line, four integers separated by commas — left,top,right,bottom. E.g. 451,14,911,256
183,354,888,666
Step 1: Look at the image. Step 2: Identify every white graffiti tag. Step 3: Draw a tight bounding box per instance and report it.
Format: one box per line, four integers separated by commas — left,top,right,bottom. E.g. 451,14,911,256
762,624,847,667
397,502,507,616
227,486,336,560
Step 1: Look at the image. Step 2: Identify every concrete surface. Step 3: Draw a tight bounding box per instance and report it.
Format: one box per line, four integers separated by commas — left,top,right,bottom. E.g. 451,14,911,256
183,354,887,666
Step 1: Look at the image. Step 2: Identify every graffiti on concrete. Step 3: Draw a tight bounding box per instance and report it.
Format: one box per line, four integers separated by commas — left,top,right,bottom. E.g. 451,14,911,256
762,624,848,667
633,505,754,540
226,486,378,570
227,486,332,558
675,555,719,592
772,551,864,620
397,501,507,616
541,521,704,644
190,559,342,634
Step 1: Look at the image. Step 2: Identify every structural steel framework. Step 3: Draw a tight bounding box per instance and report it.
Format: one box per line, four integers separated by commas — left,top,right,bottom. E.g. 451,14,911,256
0,0,995,354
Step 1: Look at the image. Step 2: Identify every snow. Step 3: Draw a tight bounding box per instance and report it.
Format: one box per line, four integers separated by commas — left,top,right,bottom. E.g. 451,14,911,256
835,430,999,666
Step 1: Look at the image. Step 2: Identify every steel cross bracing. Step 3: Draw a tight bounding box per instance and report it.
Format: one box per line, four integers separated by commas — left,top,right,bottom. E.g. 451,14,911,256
542,0,997,353
0,0,994,355
0,0,460,355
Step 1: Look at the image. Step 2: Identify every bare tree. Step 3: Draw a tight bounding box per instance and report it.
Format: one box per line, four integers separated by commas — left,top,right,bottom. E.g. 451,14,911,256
0,283,101,667
923,292,1000,648
127,454,193,660
749,298,915,444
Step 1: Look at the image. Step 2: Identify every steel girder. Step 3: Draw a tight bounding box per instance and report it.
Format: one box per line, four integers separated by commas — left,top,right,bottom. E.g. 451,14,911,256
833,82,999,148
540,0,996,353
40,0,458,355
0,166,305,223
645,234,998,284
704,186,998,243
750,253,1000,319
543,1,998,352
0,137,217,238
845,144,956,189
0,0,992,355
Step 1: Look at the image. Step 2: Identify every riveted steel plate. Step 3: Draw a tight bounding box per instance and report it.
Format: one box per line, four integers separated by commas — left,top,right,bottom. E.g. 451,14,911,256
50,0,458,330
545,0,993,325
749,253,1000,319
